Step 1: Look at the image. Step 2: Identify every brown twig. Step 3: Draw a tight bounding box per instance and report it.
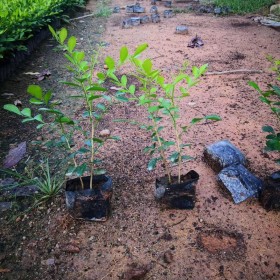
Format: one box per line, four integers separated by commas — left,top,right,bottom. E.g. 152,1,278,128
168,215,187,227
206,69,262,75
69,13,95,21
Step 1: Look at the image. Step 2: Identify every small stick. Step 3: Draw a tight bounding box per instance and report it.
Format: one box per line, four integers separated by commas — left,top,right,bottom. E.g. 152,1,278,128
69,13,95,21
206,69,262,75
168,215,187,227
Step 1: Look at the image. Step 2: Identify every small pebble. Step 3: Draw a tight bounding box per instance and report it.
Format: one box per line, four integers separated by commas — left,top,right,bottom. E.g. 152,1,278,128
99,129,111,137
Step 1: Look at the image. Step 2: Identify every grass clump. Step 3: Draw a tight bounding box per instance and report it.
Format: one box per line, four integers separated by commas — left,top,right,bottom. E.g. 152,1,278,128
214,0,276,14
94,0,112,18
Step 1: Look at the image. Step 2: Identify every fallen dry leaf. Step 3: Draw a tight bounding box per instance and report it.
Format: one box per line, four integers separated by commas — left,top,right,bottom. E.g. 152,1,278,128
3,142,27,168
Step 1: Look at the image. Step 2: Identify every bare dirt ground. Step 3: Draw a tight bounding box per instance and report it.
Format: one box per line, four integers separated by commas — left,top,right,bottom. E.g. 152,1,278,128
1,0,280,279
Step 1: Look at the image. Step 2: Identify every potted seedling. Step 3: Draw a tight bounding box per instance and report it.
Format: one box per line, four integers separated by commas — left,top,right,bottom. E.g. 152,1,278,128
103,44,221,209
249,56,280,210
4,27,120,221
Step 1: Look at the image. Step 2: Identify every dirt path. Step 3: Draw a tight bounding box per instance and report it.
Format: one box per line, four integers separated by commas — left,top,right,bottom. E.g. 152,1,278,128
1,0,280,279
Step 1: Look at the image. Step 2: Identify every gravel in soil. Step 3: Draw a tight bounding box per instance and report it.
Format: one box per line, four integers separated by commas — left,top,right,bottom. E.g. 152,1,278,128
1,0,280,279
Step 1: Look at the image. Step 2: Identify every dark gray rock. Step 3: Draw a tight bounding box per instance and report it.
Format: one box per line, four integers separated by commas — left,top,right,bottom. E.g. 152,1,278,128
140,15,150,24
151,13,160,23
150,5,158,14
260,171,280,210
131,17,141,26
164,1,172,8
126,5,134,13
163,10,174,18
113,6,120,13
122,19,133,28
218,164,263,204
175,25,189,34
204,140,246,172
214,7,222,15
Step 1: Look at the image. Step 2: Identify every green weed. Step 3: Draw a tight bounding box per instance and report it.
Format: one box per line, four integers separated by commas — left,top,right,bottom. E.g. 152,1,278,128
214,0,276,14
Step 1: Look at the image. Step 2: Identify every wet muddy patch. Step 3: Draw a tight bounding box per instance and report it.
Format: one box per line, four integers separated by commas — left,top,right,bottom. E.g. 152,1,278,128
197,227,246,260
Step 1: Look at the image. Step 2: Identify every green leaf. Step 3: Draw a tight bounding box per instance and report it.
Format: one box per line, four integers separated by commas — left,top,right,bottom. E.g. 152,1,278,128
36,123,45,129
74,51,85,63
94,169,106,175
77,147,90,154
272,85,280,96
133,43,148,57
259,96,271,105
62,81,80,87
4,104,21,115
92,138,103,143
205,115,222,121
105,56,115,70
59,28,67,44
97,103,106,111
115,92,129,102
142,59,152,75
34,114,43,122
22,118,34,123
68,36,76,52
48,25,59,41
27,85,43,100
120,46,128,63
191,117,203,125
44,91,52,104
192,66,200,78
148,158,159,171
163,141,175,147
181,155,194,161
174,74,187,84
57,116,74,124
74,163,87,177
88,94,102,101
129,85,136,94
21,108,32,117
169,152,179,163
87,85,107,92
97,72,106,80
262,125,275,133
199,64,208,75
248,81,260,91
148,106,160,113
29,98,44,105
121,75,127,87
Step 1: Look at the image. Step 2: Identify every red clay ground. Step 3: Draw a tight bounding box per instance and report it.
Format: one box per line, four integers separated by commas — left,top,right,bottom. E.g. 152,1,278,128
0,0,280,279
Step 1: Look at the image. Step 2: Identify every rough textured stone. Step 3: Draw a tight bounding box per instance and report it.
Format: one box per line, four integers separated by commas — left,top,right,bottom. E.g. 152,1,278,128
204,140,246,172
218,164,263,204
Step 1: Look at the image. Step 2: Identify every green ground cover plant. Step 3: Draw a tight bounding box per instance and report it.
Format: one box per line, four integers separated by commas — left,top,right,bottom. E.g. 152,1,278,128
0,0,85,59
214,0,276,14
